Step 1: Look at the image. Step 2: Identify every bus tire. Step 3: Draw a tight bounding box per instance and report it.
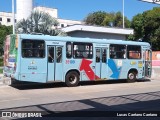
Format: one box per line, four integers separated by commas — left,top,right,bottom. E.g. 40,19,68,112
65,71,79,87
11,78,18,85
127,72,136,83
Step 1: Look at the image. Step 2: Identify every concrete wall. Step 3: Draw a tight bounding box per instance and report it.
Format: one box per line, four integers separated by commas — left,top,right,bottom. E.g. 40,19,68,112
152,67,160,79
152,51,160,66
151,51,160,79
67,31,126,40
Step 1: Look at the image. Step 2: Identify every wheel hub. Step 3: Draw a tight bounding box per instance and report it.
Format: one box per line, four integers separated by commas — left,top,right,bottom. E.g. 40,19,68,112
69,75,77,84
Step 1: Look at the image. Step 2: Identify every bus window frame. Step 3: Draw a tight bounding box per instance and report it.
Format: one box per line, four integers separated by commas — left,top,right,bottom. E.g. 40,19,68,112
73,42,93,59
127,45,141,59
109,44,127,59
21,39,45,58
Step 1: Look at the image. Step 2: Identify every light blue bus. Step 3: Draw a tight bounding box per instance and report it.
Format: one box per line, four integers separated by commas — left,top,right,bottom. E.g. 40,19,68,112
3,34,152,87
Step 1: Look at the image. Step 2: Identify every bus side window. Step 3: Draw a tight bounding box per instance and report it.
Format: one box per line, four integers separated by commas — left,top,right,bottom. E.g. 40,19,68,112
73,42,93,59
127,45,141,59
22,40,45,58
110,44,126,59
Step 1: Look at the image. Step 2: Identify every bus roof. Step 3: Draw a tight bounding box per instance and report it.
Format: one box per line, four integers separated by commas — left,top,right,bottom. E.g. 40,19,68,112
16,34,150,47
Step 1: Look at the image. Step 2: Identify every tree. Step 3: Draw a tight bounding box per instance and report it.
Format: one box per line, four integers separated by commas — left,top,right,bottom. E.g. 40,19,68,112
16,11,67,36
84,11,107,26
0,25,12,55
131,7,160,50
114,12,130,28
130,13,144,40
102,12,115,26
84,11,131,28
103,12,130,28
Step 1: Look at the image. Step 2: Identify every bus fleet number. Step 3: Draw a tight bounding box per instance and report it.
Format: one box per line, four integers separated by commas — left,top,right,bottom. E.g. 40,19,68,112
66,60,75,64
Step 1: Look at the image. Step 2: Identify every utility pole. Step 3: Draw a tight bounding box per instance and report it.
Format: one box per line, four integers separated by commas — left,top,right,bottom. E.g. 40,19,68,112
122,0,125,28
12,0,15,34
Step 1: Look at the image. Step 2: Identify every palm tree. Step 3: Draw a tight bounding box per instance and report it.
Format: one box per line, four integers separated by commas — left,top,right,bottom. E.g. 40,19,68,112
16,11,67,36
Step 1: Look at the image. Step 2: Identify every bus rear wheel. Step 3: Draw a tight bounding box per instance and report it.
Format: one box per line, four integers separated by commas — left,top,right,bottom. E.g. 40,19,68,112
65,71,79,87
127,72,136,83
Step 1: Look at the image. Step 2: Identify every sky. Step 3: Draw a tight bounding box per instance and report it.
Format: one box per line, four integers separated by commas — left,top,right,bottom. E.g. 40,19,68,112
0,0,159,21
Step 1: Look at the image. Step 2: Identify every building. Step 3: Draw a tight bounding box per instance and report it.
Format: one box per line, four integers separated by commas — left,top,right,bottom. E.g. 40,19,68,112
0,6,83,28
62,24,134,40
33,6,83,28
0,12,17,26
0,5,133,40
57,18,83,28
33,6,58,18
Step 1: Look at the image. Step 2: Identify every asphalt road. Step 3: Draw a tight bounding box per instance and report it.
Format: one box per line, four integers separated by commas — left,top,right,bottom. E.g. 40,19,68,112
0,78,160,119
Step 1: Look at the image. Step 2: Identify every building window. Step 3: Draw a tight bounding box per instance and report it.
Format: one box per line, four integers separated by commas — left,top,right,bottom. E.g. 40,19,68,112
22,40,45,58
61,24,64,28
7,18,11,23
0,17,2,21
15,19,17,23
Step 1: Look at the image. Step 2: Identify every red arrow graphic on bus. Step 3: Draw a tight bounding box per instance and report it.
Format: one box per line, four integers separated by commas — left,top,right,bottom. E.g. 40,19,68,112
80,59,100,80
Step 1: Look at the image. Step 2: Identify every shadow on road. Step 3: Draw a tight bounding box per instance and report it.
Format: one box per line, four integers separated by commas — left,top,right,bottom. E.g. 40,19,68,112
10,82,66,90
0,91,159,119
10,79,151,90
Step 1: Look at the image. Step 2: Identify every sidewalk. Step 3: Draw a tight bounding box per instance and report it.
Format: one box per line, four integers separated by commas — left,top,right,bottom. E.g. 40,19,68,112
0,74,3,82
0,74,4,86
0,74,11,86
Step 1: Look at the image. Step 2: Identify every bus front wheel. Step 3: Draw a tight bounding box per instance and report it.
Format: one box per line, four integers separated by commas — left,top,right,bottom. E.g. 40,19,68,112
65,71,79,87
127,72,136,83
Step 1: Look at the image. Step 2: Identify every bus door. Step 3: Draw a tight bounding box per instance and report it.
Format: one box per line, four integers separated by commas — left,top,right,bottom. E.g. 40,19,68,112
95,48,108,80
144,49,152,78
47,46,63,81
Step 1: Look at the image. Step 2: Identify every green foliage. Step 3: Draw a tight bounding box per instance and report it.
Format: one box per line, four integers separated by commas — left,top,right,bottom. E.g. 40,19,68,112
84,11,107,26
0,57,3,66
130,7,160,50
102,12,115,26
84,8,160,50
0,68,3,73
84,11,131,28
0,25,12,55
131,13,144,40
16,11,67,36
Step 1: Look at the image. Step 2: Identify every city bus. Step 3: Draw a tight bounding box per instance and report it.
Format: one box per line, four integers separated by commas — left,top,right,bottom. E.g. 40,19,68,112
3,34,152,87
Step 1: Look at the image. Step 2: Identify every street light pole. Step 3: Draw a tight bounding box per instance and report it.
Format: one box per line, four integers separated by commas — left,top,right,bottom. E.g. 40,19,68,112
122,0,125,28
12,0,15,34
